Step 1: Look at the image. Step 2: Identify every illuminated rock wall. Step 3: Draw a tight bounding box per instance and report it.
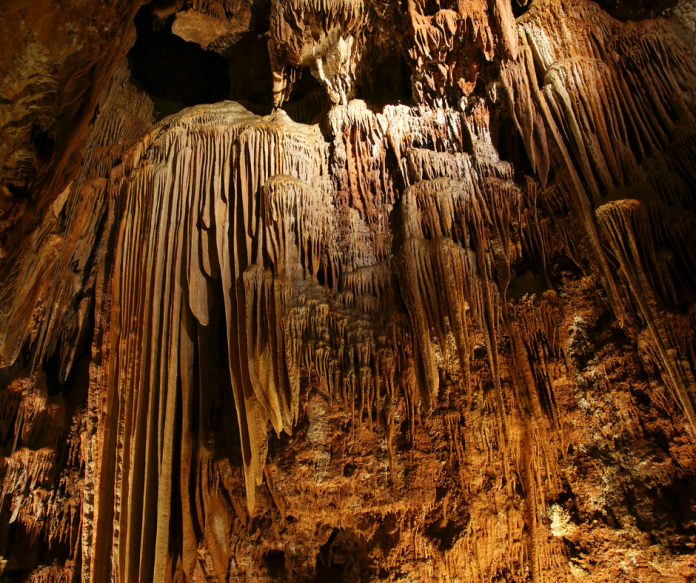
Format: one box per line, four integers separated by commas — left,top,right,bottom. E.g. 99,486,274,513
1,0,696,581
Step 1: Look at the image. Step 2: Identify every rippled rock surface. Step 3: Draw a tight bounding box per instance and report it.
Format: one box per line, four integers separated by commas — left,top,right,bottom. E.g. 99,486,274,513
1,0,696,581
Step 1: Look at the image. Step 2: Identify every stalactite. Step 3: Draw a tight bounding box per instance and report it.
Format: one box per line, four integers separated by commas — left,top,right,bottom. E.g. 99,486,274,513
3,0,696,580
596,199,696,432
269,0,369,105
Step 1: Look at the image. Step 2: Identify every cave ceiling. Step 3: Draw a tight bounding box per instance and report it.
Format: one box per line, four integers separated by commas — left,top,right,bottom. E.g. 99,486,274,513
1,0,696,581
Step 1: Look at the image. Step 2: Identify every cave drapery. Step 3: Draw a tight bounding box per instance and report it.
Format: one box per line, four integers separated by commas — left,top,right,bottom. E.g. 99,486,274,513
2,0,696,581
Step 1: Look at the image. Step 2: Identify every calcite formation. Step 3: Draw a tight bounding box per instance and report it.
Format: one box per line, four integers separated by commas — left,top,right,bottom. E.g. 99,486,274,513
1,0,696,581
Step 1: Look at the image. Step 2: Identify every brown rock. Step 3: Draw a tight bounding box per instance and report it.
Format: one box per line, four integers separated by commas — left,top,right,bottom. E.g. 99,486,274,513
1,0,696,581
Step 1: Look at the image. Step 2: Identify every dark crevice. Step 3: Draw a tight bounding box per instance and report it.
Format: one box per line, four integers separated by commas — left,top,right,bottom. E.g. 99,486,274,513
42,350,65,398
512,0,533,18
128,5,230,120
31,124,54,164
224,0,274,108
287,68,323,106
592,0,677,21
5,182,29,199
262,550,287,579
356,40,413,107
283,69,330,124
314,528,344,582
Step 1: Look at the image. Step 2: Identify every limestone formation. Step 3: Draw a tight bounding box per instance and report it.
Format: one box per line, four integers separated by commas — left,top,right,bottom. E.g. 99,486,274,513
1,0,696,581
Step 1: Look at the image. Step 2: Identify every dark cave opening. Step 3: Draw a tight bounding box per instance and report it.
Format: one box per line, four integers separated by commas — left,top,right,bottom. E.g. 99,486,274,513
511,0,533,18
128,6,231,119
31,123,54,165
225,30,274,107
314,527,344,582
224,0,275,108
312,527,373,582
126,0,416,123
356,42,414,107
262,550,287,579
287,68,324,107
282,67,330,124
592,0,677,20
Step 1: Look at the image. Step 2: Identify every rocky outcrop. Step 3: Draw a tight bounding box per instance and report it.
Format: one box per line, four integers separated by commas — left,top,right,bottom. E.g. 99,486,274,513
1,0,696,581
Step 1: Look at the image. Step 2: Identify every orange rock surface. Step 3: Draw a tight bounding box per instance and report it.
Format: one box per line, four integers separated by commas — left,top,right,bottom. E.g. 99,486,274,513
1,0,696,581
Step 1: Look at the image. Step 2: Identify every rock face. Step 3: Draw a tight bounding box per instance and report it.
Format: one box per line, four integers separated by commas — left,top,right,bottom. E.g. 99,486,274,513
1,0,696,581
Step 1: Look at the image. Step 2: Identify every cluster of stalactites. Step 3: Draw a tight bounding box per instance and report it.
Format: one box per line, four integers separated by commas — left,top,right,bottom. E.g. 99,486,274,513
93,103,419,553
503,0,696,435
393,174,522,413
399,0,518,106
262,175,338,281
405,0,516,106
0,63,153,381
324,99,512,278
242,174,338,437
267,0,520,108
596,199,696,432
512,0,696,204
0,376,79,549
269,0,369,105
74,104,336,583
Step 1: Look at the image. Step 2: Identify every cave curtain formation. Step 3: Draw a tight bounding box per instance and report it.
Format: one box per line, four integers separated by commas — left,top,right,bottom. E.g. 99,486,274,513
2,0,696,581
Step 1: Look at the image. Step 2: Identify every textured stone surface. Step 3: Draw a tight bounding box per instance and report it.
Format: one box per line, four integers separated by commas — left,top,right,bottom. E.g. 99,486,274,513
1,0,696,582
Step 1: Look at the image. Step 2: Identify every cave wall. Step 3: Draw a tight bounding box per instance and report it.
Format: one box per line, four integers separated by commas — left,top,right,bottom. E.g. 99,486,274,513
1,0,696,581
